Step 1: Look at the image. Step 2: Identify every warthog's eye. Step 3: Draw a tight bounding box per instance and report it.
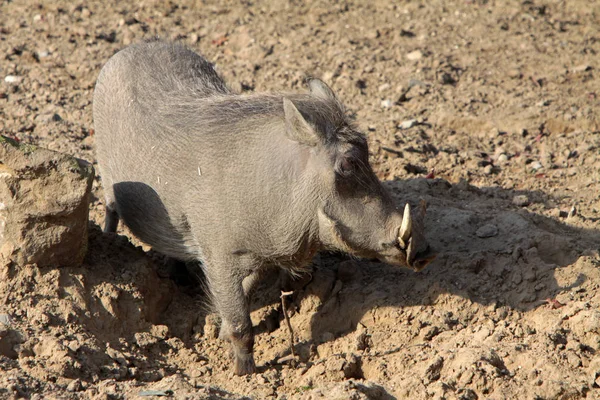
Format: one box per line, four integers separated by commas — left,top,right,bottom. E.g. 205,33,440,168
338,158,354,176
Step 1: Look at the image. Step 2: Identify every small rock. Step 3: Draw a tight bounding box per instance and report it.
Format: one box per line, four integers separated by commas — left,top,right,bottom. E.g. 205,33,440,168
567,205,577,218
567,351,581,368
377,83,390,92
513,195,530,207
424,356,444,383
81,8,91,18
483,164,493,175
398,119,418,130
458,388,478,400
406,50,423,61
4,75,21,84
572,65,591,73
438,72,456,85
508,68,522,79
380,99,393,108
66,379,83,392
476,224,499,238
0,314,13,327
530,161,543,171
342,354,362,379
34,113,62,123
497,153,508,163
537,99,550,107
423,325,441,341
354,325,372,351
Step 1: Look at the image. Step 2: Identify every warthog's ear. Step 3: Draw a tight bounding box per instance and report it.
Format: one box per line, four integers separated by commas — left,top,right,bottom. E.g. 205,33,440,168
283,97,319,146
308,78,336,102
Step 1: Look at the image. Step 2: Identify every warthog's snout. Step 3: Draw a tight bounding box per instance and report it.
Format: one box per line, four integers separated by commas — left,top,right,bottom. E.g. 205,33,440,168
378,201,436,271
398,203,437,271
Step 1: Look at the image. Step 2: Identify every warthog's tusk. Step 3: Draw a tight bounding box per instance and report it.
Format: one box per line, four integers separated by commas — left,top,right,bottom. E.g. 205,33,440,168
398,203,412,248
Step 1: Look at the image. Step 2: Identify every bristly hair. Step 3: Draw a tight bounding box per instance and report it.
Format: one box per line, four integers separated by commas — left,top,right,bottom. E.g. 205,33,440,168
127,40,367,159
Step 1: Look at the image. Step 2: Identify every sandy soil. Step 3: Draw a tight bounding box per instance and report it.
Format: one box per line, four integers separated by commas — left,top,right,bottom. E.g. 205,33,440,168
1,0,600,398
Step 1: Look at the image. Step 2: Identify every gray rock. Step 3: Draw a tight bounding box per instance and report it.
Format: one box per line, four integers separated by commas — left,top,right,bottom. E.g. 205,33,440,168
0,314,13,327
380,99,393,108
513,195,530,207
34,113,62,123
530,161,543,170
476,224,499,238
406,50,423,61
3,75,21,84
398,119,418,130
0,136,94,268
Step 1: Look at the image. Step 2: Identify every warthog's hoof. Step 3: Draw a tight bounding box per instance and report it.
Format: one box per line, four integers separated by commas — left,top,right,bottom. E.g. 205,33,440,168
234,353,256,375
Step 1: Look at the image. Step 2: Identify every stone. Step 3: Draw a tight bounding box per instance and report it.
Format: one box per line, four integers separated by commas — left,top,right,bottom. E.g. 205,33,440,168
513,195,530,207
398,119,418,130
530,161,543,171
380,99,393,108
406,50,423,61
3,75,21,84
0,136,94,268
476,224,499,238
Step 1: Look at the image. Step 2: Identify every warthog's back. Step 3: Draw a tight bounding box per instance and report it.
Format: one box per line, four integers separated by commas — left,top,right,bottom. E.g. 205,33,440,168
93,41,317,262
93,41,231,259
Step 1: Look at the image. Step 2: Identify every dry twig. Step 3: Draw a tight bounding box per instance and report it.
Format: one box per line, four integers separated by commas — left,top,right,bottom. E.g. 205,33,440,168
280,290,297,362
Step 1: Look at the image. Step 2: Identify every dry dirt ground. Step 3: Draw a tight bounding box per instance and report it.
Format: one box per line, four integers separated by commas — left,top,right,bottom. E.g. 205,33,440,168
1,0,600,398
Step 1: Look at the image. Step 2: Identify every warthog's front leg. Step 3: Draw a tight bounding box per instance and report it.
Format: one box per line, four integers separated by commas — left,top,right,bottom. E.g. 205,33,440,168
205,255,257,375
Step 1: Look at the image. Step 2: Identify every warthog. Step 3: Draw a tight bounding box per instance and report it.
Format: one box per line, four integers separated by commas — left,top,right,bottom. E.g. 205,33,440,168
93,40,435,375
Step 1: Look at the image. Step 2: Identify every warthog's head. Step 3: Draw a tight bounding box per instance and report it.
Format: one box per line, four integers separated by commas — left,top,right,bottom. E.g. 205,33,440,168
283,79,436,271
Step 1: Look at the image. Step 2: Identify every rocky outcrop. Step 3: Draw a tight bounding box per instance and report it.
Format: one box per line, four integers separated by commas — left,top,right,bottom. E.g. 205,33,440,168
0,136,94,267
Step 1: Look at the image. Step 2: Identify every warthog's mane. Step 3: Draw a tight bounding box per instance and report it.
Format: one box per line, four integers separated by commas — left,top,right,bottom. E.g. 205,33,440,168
128,41,367,156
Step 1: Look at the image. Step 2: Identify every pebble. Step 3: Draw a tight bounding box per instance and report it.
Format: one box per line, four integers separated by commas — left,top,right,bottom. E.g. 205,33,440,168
508,68,522,79
483,164,493,175
476,224,499,238
537,99,550,107
438,72,455,85
35,113,62,123
530,161,543,171
497,154,508,163
377,83,390,92
513,195,530,207
0,314,13,327
66,379,83,392
4,75,21,83
380,99,393,108
406,50,423,61
398,119,417,130
572,64,591,73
